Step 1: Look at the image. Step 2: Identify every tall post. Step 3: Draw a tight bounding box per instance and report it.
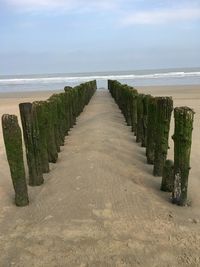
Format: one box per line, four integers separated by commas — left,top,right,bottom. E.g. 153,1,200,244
130,90,138,134
2,114,29,206
136,94,144,143
172,107,194,206
45,100,58,163
32,101,50,173
19,103,44,186
153,97,173,176
146,97,157,164
141,94,151,147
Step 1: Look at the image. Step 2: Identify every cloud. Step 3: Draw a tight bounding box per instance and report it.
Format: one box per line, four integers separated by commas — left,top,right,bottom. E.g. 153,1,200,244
122,7,200,25
4,0,200,25
3,0,120,12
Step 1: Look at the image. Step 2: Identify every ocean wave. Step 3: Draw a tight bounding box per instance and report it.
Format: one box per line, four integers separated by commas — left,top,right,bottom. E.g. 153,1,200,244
0,71,200,85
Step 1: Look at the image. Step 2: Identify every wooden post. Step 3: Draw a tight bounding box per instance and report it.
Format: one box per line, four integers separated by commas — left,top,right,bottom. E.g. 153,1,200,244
130,90,138,134
63,91,71,135
172,107,194,206
48,95,63,150
146,97,157,164
160,160,174,192
124,86,132,126
136,94,144,143
2,114,29,206
19,103,44,186
45,100,58,163
153,97,173,176
141,94,151,147
32,101,50,173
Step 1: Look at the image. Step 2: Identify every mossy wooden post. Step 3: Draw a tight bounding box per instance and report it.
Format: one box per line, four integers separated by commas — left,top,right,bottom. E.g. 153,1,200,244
141,94,151,147
146,97,157,164
66,90,74,128
125,87,132,126
19,103,44,186
63,91,71,135
172,107,194,206
161,160,174,192
58,93,68,139
46,100,58,163
32,101,49,173
153,97,173,176
2,114,29,206
136,94,144,143
48,95,62,151
130,91,138,134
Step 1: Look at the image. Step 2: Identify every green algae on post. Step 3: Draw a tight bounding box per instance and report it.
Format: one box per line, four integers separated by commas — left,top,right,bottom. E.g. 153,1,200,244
160,160,174,192
172,107,194,206
32,101,50,173
136,94,144,143
146,96,157,164
19,103,44,186
153,97,173,177
45,100,59,162
130,90,138,134
141,94,151,147
2,114,29,206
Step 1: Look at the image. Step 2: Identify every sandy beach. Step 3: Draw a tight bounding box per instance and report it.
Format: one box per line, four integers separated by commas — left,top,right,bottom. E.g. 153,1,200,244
0,85,200,266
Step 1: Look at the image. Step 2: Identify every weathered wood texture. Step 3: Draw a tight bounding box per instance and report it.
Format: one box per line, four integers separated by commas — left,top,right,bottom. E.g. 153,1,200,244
146,96,157,164
141,94,151,147
136,94,144,143
2,114,29,206
153,97,173,176
32,101,50,173
172,107,194,206
19,103,44,186
160,160,174,192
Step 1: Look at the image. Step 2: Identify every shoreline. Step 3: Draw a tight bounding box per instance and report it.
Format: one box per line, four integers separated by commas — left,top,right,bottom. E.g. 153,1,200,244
0,84,199,98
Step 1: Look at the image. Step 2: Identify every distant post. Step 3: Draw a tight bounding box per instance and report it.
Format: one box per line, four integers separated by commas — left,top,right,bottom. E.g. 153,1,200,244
2,114,29,206
172,107,194,206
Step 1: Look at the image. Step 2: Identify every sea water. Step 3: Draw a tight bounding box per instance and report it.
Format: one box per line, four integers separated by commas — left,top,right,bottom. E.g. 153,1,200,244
0,67,200,92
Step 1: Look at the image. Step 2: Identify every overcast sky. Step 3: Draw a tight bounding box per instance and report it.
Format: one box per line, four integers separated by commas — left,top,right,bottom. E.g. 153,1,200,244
1,0,200,75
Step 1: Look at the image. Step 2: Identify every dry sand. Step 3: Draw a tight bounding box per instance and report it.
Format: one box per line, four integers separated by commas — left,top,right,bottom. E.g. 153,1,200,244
0,85,200,267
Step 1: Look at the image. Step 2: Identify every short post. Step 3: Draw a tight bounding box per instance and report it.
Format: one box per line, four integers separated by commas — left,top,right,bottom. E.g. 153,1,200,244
172,107,194,206
19,103,44,186
2,114,29,206
153,97,173,176
160,160,174,192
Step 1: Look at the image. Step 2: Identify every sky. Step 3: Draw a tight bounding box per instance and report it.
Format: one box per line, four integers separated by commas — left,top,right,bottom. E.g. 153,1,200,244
0,0,200,75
